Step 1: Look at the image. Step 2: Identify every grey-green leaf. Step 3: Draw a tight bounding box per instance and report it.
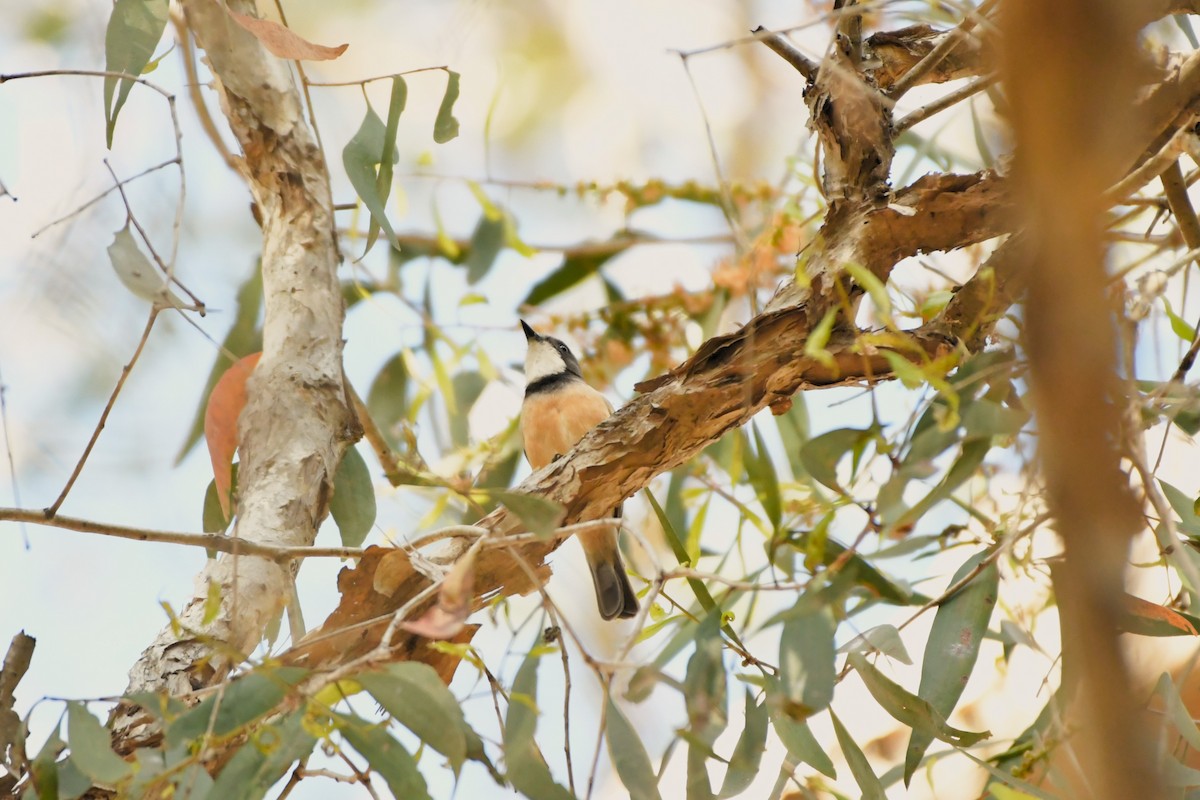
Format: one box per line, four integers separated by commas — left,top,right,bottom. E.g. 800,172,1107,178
165,667,309,749
904,549,998,784
359,662,473,773
107,223,183,307
746,425,782,531
330,445,376,547
504,650,574,800
103,0,169,147
890,438,989,533
433,70,461,143
450,370,488,446
1161,479,1200,537
779,606,836,716
366,353,409,451
343,104,399,254
365,76,407,254
772,712,835,778
522,251,614,306
848,652,990,748
67,702,132,785
838,624,913,665
718,691,768,798
208,711,316,800
463,214,506,284
799,427,870,492
606,698,662,800
339,714,432,800
494,491,566,538
831,709,886,800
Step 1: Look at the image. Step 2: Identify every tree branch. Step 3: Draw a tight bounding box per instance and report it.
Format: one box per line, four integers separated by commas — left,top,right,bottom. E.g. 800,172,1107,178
0,507,363,562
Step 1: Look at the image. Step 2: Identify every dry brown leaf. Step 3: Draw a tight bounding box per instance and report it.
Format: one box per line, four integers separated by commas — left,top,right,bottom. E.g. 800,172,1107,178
226,7,348,61
204,351,262,517
398,545,477,640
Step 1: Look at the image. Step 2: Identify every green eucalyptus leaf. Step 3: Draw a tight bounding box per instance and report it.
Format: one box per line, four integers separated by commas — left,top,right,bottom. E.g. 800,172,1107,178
339,714,431,800
330,446,376,547
359,662,483,773
433,70,461,143
779,607,836,716
849,653,990,748
463,214,506,284
905,549,999,784
523,251,615,306
492,491,566,538
367,353,410,451
343,104,399,254
505,650,574,800
208,711,316,800
165,667,309,750
717,691,768,798
67,702,132,785
606,699,662,800
831,709,886,800
800,427,871,492
103,0,169,147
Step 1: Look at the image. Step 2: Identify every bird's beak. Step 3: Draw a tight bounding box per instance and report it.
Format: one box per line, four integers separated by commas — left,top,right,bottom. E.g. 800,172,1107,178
520,320,538,341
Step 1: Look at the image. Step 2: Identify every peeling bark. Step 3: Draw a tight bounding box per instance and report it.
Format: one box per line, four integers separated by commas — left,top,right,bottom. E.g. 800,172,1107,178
114,0,356,739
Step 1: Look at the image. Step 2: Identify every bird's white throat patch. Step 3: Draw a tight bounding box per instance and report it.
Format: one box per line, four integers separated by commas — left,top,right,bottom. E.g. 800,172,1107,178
524,339,569,384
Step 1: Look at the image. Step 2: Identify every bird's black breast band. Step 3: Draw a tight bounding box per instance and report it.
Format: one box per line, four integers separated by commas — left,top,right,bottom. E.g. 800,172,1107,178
525,372,579,397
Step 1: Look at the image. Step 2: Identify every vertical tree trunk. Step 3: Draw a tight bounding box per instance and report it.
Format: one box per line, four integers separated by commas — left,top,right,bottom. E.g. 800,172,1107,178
118,0,355,728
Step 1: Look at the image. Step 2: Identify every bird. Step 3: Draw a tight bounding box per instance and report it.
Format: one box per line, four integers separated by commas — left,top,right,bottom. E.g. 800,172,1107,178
519,320,638,620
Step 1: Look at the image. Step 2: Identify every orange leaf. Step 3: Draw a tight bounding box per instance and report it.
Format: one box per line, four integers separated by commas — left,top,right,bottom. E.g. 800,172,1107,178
204,352,262,517
226,7,348,61
1123,593,1199,635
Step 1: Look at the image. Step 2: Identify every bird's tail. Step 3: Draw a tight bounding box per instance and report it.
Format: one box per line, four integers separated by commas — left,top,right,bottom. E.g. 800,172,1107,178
579,508,638,620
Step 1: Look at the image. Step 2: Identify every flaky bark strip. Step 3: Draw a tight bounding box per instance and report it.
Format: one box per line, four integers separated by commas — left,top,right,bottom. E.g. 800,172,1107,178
117,0,355,729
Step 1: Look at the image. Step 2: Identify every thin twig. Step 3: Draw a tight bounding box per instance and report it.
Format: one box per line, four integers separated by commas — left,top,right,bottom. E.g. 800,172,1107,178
294,767,362,784
894,73,997,133
896,513,1046,633
306,65,450,87
45,308,160,517
1161,160,1200,382
752,26,817,80
4,69,190,310
0,369,26,549
101,160,205,312
0,506,364,561
677,57,750,254
586,683,610,800
1104,123,1198,203
887,0,997,100
662,566,807,592
30,158,180,239
173,12,239,173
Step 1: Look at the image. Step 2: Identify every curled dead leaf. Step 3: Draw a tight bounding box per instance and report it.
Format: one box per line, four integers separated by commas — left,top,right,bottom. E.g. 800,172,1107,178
226,7,348,61
398,544,477,640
